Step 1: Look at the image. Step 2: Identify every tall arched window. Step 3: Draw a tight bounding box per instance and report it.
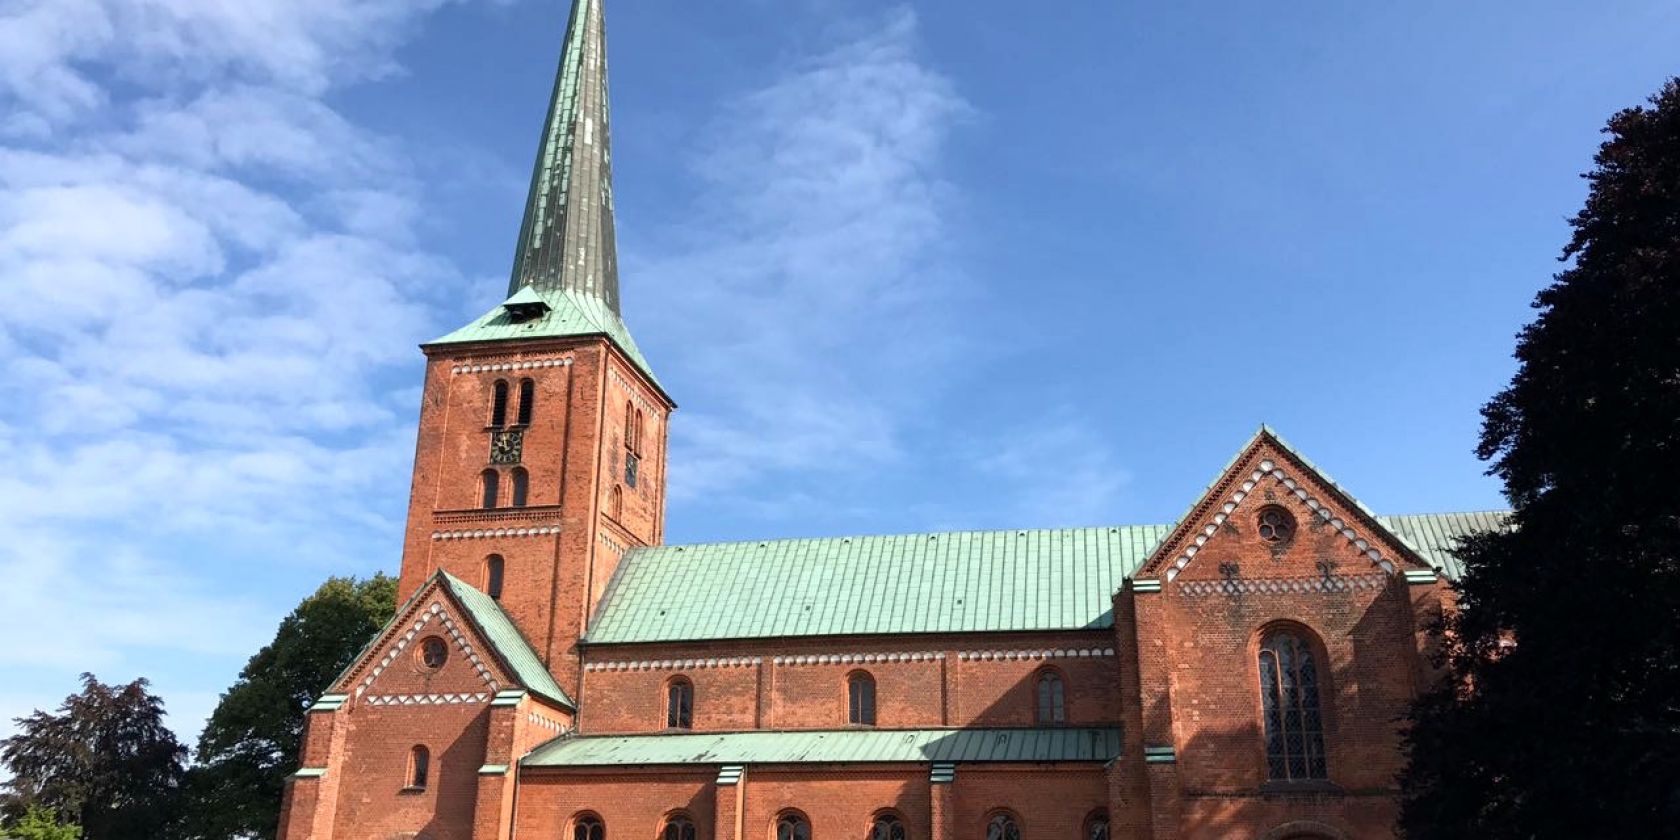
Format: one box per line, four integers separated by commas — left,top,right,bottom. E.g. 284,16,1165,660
1258,631,1328,781
662,815,697,840
848,671,877,726
870,813,905,840
408,745,430,789
609,485,623,519
1084,811,1109,840
517,378,535,425
1035,670,1066,724
775,813,810,840
985,813,1020,840
634,408,645,453
510,468,529,508
573,815,605,840
480,469,499,509
489,380,509,427
485,555,505,600
623,401,640,488
667,677,693,730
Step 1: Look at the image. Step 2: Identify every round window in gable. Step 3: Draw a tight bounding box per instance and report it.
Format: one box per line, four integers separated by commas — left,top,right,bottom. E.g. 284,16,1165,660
1257,507,1295,545
417,636,449,671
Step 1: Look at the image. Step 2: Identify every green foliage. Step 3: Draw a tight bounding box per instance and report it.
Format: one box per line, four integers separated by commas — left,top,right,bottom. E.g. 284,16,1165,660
1400,78,1680,837
178,574,397,840
2,806,82,840
1,675,187,840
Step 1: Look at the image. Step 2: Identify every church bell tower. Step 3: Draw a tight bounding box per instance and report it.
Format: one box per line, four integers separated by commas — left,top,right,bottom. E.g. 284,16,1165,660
397,0,672,700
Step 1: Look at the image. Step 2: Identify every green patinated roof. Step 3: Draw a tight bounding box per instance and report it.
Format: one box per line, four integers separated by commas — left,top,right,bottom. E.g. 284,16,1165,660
523,727,1123,768
586,512,1506,645
428,285,663,393
438,572,575,709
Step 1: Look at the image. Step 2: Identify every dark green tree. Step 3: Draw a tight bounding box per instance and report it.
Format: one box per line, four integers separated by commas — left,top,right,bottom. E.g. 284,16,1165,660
1,675,187,840
179,574,396,840
1400,78,1680,837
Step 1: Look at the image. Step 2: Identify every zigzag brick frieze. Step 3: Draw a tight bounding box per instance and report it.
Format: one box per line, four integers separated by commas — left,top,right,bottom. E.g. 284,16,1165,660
365,692,492,706
1175,573,1390,597
355,602,500,698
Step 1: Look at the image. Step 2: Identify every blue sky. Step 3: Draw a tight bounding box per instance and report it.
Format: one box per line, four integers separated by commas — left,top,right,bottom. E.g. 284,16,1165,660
0,0,1674,746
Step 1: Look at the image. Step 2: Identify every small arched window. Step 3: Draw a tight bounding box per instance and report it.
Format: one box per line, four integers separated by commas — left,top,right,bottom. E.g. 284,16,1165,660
490,380,509,427
408,745,430,789
663,815,697,840
634,409,645,454
624,401,636,449
485,555,505,600
573,816,605,840
609,485,623,519
1035,670,1066,724
986,814,1020,840
517,378,535,425
870,813,905,840
1084,811,1109,840
510,468,529,508
667,678,693,729
848,672,877,726
480,469,499,509
1258,630,1328,781
776,813,810,840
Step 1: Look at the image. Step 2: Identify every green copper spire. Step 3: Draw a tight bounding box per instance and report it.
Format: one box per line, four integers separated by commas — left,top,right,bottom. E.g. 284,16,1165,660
509,0,620,312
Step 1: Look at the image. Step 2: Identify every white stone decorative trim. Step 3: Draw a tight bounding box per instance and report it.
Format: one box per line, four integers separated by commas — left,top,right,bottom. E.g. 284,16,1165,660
1164,458,1400,582
957,648,1115,662
365,692,492,706
598,532,628,554
453,357,574,375
527,712,569,734
354,602,500,697
432,526,561,541
1176,573,1389,597
776,651,944,666
585,657,762,672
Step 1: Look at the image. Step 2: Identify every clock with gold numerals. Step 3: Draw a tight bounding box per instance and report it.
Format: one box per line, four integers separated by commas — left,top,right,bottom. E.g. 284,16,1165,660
490,430,523,464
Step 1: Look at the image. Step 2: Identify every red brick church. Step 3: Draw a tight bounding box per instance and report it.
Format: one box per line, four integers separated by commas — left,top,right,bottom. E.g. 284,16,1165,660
278,2,1502,838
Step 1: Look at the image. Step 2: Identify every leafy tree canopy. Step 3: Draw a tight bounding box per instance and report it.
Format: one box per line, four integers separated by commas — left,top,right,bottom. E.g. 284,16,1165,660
1,675,187,840
1,806,82,840
179,574,397,840
1400,78,1680,837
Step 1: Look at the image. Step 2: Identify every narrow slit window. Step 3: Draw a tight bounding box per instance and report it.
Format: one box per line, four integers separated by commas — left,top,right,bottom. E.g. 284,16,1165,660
1036,670,1066,724
849,672,877,726
517,378,535,425
408,745,430,789
490,380,509,427
485,555,504,600
667,678,693,729
480,469,499,509
510,468,529,508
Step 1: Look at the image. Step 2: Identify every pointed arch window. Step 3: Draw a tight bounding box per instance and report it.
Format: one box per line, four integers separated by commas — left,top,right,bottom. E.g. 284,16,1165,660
510,468,529,508
624,400,640,489
1084,812,1109,840
407,745,430,790
1258,631,1328,781
870,813,905,840
663,816,697,840
609,485,623,519
490,380,510,427
848,672,877,726
667,677,693,730
485,555,505,601
517,378,535,425
1035,669,1066,724
573,815,605,840
776,813,810,840
986,813,1020,840
480,469,499,509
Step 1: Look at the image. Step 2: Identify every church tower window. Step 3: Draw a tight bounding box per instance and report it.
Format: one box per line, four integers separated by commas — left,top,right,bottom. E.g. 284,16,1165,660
490,380,510,427
1258,630,1328,781
480,469,499,509
517,378,535,425
510,468,529,508
485,555,505,600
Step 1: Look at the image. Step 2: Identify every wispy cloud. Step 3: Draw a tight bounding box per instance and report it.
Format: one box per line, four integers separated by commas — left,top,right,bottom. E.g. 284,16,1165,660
0,0,496,745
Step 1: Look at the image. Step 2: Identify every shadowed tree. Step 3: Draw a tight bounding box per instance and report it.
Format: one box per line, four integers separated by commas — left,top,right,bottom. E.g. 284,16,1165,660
1,675,187,840
179,574,396,840
1400,78,1680,837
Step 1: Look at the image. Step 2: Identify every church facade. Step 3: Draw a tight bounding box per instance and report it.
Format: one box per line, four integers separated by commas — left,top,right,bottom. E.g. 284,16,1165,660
277,2,1501,838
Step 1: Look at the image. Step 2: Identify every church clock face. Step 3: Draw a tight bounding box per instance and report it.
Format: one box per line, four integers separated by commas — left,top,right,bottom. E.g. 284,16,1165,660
490,430,524,464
